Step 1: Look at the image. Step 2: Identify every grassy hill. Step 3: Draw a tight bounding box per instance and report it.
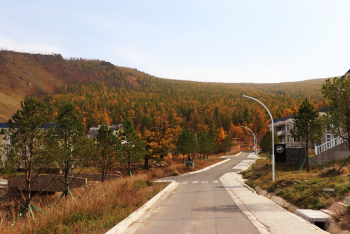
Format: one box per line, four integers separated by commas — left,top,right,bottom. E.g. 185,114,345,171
0,51,140,121
0,51,329,132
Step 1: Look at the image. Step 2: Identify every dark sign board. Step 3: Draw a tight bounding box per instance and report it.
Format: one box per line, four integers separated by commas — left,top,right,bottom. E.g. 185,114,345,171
275,144,286,163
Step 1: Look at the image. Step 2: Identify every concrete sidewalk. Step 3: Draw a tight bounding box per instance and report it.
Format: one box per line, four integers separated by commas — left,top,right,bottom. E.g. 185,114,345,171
220,173,329,234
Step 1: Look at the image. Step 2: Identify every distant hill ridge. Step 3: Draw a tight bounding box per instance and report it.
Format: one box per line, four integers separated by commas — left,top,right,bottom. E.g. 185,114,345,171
0,50,330,126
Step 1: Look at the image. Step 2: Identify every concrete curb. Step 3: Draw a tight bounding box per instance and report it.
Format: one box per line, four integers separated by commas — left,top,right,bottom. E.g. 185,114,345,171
177,151,241,177
105,181,178,234
226,157,329,234
179,158,230,176
220,174,270,234
220,152,241,158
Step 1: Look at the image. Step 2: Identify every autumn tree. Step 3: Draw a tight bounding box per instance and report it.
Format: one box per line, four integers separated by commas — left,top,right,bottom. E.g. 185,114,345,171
216,127,226,152
0,96,57,216
290,99,323,172
281,108,293,118
142,112,179,169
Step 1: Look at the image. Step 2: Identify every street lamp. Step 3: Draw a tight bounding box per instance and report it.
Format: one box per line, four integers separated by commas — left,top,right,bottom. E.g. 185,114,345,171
242,126,257,155
243,95,275,182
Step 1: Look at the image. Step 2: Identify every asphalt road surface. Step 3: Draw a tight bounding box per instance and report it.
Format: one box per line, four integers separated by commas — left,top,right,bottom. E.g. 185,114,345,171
125,152,260,234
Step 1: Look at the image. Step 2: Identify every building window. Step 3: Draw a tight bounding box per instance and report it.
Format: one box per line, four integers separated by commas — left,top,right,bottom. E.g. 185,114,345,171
334,135,337,146
293,137,297,143
326,134,331,148
286,135,290,143
293,145,300,148
286,124,289,132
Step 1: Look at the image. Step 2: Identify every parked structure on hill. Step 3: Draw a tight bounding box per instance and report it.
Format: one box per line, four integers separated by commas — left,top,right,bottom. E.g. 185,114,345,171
269,111,336,152
89,124,124,139
0,123,10,166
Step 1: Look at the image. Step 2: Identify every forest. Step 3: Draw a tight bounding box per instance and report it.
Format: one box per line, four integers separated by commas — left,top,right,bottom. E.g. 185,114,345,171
43,58,328,155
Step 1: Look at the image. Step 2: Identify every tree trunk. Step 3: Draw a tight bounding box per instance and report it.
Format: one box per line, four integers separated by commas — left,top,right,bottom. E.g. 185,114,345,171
101,165,105,183
64,162,69,200
143,156,149,170
347,127,350,149
25,176,31,217
306,142,309,172
127,152,131,176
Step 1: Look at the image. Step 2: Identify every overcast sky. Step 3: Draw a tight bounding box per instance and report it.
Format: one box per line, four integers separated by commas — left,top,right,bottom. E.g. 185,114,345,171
1,0,350,83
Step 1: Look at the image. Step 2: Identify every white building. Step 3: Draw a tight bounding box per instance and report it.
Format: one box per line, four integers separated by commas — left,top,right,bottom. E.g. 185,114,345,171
89,124,124,139
0,123,10,166
268,112,342,154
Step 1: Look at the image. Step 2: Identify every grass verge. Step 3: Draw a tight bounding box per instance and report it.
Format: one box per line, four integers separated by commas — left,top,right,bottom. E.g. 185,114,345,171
0,175,168,234
0,150,240,233
241,157,350,231
241,158,350,209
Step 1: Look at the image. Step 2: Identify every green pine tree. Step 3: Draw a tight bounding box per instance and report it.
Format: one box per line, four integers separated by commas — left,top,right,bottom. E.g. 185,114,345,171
290,99,323,172
1,95,56,217
118,119,147,176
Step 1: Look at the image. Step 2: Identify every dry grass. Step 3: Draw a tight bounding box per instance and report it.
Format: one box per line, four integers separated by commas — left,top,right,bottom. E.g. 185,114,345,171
0,175,168,234
242,158,350,231
241,158,350,210
0,151,238,233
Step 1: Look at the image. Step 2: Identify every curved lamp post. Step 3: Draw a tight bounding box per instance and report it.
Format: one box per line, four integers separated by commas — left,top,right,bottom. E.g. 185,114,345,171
243,95,275,182
242,126,257,155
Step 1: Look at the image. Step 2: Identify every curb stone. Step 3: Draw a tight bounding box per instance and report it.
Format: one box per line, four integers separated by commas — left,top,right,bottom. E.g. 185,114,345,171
222,173,329,234
105,181,178,234
220,152,241,158
179,158,230,176
178,152,241,177
220,174,270,234
238,164,329,233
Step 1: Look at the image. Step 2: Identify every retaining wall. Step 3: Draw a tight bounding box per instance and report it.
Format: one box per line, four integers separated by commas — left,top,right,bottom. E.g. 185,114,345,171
310,143,350,162
0,186,17,201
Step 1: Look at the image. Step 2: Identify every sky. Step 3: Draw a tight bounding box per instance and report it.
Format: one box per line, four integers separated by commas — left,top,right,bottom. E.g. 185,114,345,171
1,0,350,83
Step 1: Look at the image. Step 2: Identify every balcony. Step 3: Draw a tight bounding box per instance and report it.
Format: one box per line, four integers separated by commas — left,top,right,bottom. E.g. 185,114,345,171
277,130,285,136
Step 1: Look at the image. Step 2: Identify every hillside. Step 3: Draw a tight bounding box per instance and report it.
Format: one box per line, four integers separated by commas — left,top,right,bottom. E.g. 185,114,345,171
1,51,329,133
0,51,140,121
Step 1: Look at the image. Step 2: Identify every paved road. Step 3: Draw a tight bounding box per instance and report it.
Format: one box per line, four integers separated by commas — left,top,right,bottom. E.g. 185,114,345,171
125,152,260,234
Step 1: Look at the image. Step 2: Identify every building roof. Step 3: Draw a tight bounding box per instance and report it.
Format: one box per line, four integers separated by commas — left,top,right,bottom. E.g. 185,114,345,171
269,108,327,125
0,123,9,128
0,122,54,129
268,115,294,125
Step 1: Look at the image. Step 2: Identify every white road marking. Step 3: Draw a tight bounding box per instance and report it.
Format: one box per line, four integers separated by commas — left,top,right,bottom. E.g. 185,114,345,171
213,180,218,183
202,181,208,183
192,181,198,184
182,181,188,184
